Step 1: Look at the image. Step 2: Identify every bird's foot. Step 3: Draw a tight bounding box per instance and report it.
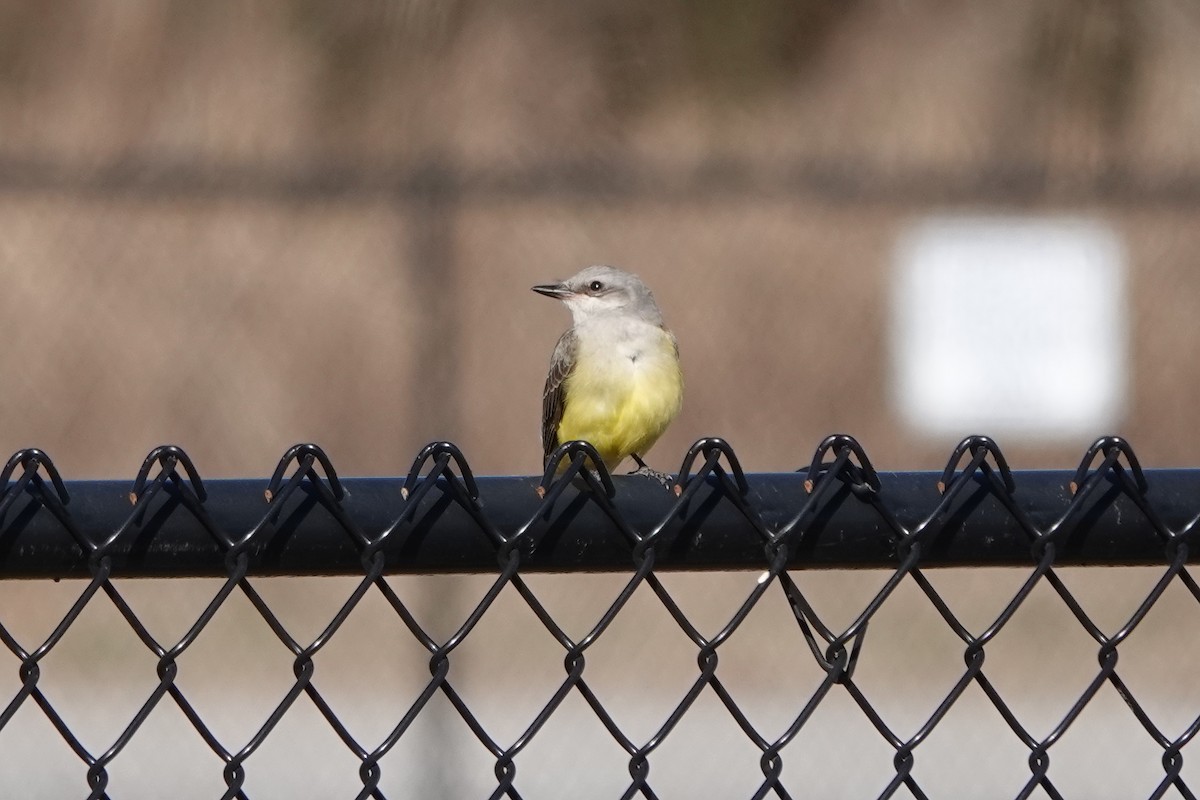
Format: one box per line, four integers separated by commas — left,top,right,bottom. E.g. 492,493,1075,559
629,465,674,490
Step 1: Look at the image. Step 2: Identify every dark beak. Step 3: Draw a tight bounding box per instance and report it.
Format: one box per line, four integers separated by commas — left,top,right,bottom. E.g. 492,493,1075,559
532,282,572,299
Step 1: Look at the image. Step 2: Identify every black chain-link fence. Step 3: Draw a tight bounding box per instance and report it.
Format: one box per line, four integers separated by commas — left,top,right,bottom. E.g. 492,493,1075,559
2,434,1200,799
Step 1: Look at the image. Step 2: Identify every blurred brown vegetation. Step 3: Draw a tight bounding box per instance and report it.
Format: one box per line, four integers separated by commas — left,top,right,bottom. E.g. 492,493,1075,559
0,0,1197,477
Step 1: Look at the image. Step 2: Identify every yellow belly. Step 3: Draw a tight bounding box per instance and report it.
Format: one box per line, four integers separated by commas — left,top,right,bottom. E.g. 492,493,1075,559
557,352,683,471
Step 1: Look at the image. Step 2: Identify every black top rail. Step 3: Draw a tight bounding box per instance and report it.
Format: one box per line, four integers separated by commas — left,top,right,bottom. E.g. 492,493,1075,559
0,436,1193,579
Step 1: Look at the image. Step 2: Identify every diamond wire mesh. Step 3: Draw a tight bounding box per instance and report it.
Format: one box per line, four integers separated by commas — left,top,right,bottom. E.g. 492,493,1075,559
1,435,1199,799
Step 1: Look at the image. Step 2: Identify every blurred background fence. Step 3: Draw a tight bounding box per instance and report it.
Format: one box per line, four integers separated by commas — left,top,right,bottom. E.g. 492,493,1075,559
0,0,1198,475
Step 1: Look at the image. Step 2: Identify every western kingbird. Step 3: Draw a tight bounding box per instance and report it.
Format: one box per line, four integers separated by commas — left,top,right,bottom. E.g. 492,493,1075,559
533,265,683,480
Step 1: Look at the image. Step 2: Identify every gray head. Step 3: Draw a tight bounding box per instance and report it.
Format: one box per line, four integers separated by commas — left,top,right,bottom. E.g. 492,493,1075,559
532,265,664,327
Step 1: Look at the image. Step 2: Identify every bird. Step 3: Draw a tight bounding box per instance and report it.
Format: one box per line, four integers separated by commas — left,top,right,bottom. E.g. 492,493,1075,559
533,265,683,485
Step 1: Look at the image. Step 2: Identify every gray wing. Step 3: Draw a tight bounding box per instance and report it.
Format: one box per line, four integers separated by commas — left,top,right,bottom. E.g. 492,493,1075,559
541,328,578,462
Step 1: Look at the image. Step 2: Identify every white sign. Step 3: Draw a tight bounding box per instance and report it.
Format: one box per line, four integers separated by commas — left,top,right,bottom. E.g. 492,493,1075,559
891,216,1127,439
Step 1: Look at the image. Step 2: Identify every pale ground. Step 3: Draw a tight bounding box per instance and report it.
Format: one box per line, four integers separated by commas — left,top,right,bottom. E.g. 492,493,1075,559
3,568,1200,797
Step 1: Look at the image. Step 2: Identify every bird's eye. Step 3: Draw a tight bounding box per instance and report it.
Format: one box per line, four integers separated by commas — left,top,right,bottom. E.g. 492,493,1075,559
588,280,604,292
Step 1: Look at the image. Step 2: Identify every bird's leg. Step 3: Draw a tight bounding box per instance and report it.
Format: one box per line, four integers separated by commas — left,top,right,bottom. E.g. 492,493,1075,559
629,454,674,490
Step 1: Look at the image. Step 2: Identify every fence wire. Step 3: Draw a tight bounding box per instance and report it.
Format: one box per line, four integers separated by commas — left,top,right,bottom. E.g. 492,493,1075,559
1,435,1199,799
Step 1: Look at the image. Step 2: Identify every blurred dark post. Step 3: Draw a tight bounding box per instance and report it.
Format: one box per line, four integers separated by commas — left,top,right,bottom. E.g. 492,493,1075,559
405,156,462,439
401,154,464,796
